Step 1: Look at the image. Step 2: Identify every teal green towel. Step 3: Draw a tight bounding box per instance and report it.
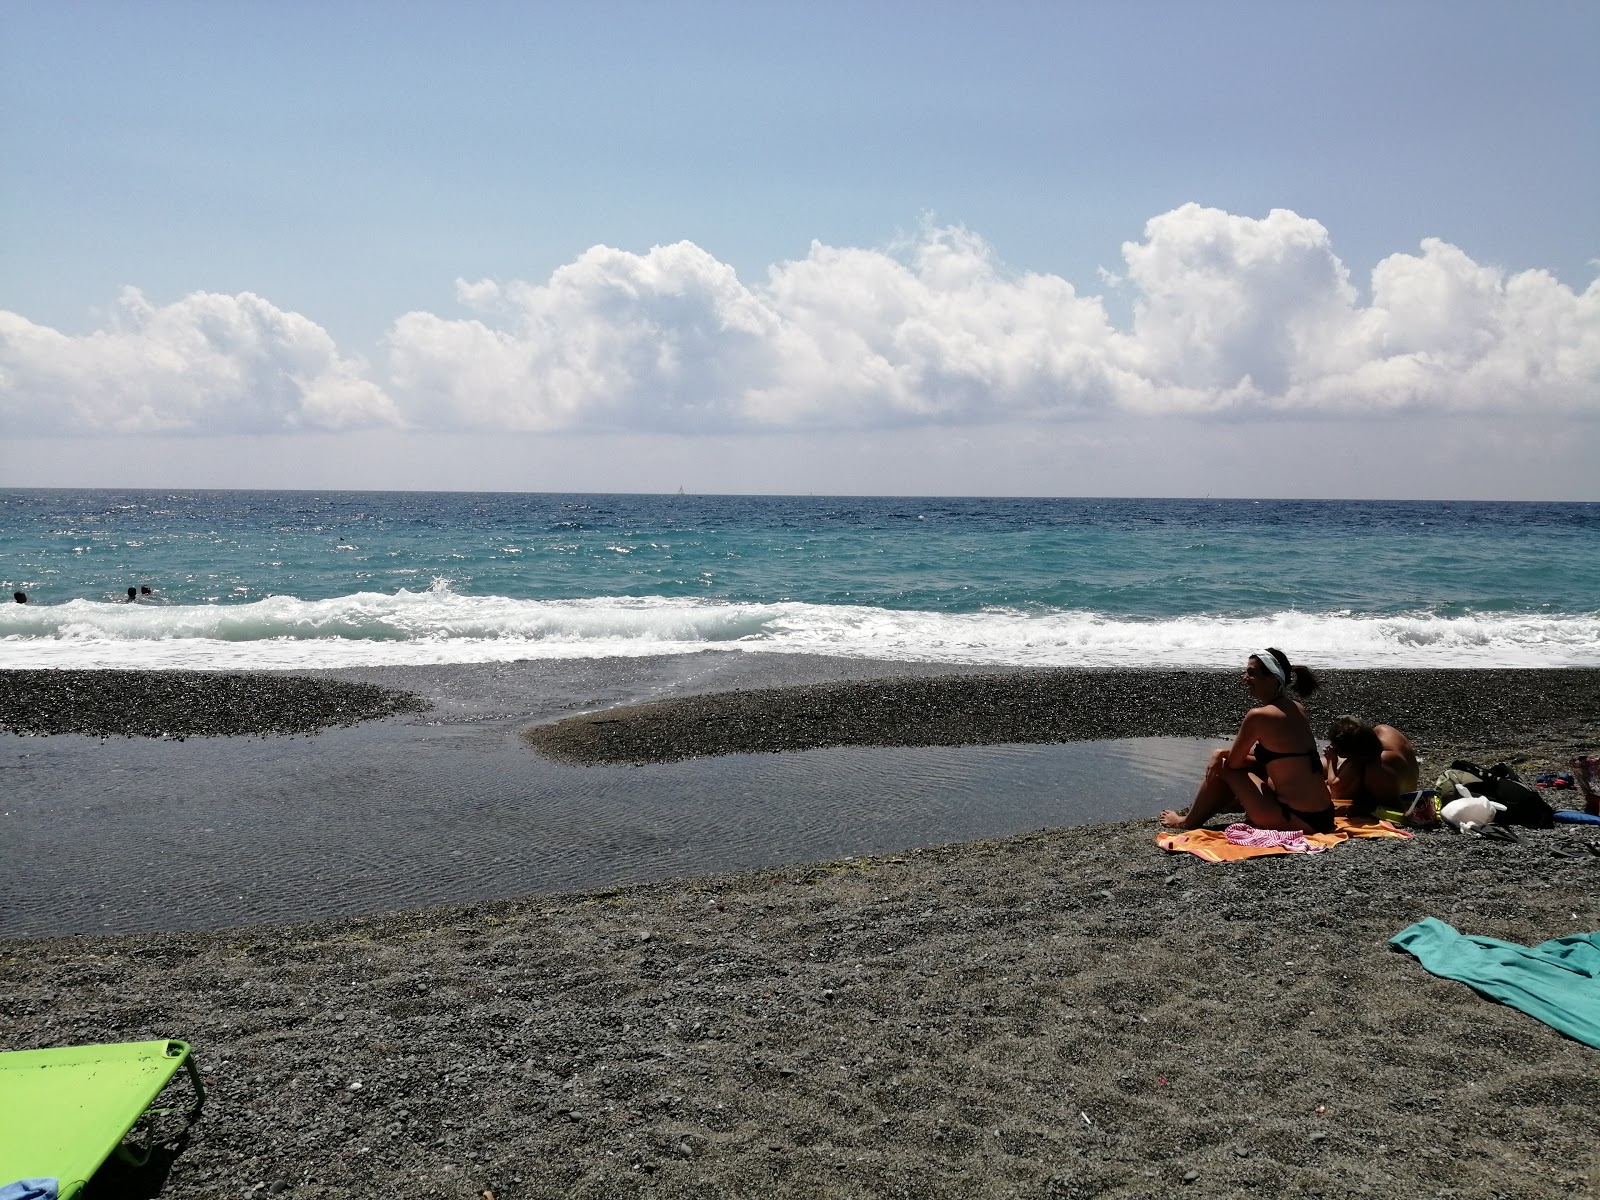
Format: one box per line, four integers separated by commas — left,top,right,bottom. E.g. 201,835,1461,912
1390,917,1600,1049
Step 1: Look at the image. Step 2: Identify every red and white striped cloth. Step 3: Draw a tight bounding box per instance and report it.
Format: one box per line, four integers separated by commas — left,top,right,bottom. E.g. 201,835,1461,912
1222,822,1329,854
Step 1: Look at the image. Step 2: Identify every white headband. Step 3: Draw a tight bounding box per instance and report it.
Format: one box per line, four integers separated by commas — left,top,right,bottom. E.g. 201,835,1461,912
1253,650,1288,690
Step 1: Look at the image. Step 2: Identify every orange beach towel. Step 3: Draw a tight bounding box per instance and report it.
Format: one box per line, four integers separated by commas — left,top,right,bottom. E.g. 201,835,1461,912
1157,815,1411,862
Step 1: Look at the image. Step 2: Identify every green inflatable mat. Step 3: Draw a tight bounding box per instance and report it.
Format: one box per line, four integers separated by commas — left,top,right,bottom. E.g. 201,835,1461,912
0,1039,205,1199
1391,918,1600,1049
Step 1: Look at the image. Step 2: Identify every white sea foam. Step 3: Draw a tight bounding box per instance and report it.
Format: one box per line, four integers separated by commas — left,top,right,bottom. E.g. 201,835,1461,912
0,583,1596,670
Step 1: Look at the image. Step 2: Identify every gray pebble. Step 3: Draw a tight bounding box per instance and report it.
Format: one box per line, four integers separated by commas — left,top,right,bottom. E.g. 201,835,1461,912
0,669,427,739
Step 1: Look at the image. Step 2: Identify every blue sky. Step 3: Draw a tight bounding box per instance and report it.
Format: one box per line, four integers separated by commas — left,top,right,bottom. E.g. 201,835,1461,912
2,1,1597,498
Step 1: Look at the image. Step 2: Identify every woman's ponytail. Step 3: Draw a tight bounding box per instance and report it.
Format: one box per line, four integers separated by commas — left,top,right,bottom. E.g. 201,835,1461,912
1264,647,1319,696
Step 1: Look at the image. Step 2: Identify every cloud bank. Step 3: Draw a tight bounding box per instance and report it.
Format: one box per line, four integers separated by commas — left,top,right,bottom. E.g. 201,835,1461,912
3,205,1596,435
0,288,396,434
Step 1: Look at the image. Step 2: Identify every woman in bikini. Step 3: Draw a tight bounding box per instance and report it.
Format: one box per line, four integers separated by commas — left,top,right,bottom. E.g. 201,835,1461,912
1159,648,1335,833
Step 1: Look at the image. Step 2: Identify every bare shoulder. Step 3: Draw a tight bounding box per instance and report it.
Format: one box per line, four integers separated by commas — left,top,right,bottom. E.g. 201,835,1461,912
1239,705,1278,731
1375,724,1416,751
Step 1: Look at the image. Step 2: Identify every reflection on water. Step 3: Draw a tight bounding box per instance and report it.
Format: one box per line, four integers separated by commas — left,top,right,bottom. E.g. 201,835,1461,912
2,730,1221,937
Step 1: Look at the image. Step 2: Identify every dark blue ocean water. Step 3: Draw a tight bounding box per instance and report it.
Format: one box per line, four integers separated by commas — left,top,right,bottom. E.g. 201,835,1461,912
1,490,1595,668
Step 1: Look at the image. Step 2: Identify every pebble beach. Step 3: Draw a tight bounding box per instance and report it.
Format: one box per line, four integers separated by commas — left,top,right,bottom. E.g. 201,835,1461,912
3,661,1599,1198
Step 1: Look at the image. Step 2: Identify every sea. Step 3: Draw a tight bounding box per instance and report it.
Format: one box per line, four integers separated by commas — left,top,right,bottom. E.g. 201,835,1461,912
2,489,1596,671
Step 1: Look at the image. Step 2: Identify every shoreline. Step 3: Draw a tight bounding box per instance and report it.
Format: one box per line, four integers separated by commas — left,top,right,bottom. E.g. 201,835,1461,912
3,658,1599,1195
524,665,1600,774
3,661,1597,936
6,660,1600,777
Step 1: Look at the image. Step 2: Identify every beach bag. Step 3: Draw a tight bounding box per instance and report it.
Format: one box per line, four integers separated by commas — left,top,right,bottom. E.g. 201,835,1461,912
1445,761,1556,829
1434,764,1486,800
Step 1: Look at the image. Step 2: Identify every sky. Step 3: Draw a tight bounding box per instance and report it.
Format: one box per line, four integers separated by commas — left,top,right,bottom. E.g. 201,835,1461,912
2,0,1597,499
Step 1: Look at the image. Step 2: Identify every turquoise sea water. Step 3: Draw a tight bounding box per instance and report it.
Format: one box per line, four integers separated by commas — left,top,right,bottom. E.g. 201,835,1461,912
1,489,1595,669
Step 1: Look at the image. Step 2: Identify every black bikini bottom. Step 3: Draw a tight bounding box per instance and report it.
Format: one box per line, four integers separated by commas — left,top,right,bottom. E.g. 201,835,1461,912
1277,799,1336,835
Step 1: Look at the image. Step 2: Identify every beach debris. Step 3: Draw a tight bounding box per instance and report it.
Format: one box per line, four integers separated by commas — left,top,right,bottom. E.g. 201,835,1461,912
1534,772,1576,789
1182,1168,1200,1183
1310,1131,1328,1143
1080,1110,1093,1126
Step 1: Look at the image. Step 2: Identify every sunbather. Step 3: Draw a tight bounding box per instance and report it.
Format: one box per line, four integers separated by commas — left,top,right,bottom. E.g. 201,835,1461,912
1323,715,1420,817
1160,648,1335,833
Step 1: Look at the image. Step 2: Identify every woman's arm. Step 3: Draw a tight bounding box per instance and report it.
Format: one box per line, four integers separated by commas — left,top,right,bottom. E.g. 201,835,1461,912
1224,711,1261,770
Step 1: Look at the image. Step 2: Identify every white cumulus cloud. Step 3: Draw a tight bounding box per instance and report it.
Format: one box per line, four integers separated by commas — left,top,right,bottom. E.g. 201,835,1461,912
386,225,1126,432
387,241,777,433
4,207,1596,437
0,287,397,433
389,206,1599,429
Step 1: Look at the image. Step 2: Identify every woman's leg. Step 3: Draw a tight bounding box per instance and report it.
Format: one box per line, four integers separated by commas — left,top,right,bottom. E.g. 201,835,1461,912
1163,750,1258,829
1162,750,1308,831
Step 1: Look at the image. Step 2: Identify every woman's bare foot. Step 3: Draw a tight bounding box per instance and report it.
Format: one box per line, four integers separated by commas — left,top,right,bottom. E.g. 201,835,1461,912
1159,809,1190,829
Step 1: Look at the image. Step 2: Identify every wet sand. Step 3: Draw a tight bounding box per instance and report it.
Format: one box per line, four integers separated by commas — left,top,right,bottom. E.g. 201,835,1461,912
3,659,1599,1198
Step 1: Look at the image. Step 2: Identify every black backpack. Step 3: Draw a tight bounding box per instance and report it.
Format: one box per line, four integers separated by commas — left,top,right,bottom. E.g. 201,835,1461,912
1449,760,1556,829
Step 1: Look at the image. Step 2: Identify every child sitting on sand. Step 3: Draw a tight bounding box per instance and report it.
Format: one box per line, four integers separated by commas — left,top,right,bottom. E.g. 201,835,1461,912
1323,716,1419,812
1323,716,1442,826
1160,648,1335,834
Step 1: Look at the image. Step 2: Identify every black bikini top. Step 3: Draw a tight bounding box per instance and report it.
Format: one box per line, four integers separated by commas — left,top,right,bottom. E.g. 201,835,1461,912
1253,742,1321,769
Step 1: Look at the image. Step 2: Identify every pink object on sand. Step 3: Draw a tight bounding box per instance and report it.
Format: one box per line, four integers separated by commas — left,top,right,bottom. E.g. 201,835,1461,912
1570,756,1600,816
1223,822,1327,854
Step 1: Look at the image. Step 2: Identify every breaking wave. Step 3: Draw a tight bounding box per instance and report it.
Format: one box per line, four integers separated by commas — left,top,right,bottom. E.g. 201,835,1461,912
1,580,1595,670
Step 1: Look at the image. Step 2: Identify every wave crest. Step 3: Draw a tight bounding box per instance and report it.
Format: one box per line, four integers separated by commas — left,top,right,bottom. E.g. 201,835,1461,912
1,586,1596,670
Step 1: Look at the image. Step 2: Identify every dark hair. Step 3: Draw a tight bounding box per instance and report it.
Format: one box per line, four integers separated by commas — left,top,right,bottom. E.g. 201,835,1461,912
127,587,138,598
1260,646,1319,696
12,591,25,604
1326,714,1381,760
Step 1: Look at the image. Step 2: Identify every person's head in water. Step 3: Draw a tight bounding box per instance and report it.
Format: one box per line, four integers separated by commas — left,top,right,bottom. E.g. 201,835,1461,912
126,587,138,601
1243,647,1319,700
140,585,152,595
12,591,25,604
1326,715,1383,762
